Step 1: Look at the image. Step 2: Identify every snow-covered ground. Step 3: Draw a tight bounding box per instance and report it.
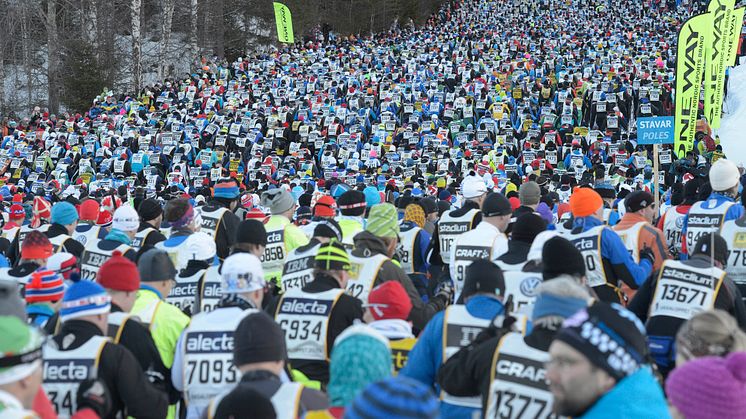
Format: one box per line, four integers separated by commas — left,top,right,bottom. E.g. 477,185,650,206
716,60,746,164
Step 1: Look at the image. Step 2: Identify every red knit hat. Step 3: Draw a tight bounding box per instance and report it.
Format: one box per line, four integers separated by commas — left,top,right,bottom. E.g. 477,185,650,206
313,195,337,217
8,204,24,220
97,251,140,292
245,208,268,223
21,231,53,260
366,281,412,321
79,199,100,222
97,210,113,227
25,269,65,303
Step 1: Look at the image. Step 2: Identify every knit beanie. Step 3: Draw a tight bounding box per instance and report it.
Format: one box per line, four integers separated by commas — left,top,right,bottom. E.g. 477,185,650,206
137,198,163,222
79,199,100,222
21,231,53,260
221,253,264,294
460,259,505,302
555,302,648,381
366,203,400,238
328,324,393,406
367,281,412,320
542,236,586,280
519,181,541,205
693,233,729,266
245,207,268,222
709,158,740,191
0,281,26,320
364,186,382,208
260,188,295,215
0,316,44,385
235,219,268,246
178,231,217,267
315,240,351,271
25,269,65,303
97,251,140,292
97,210,113,227
60,280,111,322
138,248,177,283
233,312,286,365
337,190,367,216
403,203,426,228
511,213,547,243
666,352,746,419
50,202,79,226
313,195,337,217
346,376,439,419
112,205,140,232
313,219,343,241
8,204,25,221
211,386,276,419
214,180,240,200
569,187,603,217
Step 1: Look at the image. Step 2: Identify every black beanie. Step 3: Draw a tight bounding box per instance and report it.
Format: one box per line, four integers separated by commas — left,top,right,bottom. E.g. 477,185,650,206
235,220,268,246
511,213,547,243
337,190,366,216
542,236,586,280
212,386,276,419
459,260,505,303
555,302,648,381
233,312,286,366
137,198,163,222
693,232,729,265
313,219,343,241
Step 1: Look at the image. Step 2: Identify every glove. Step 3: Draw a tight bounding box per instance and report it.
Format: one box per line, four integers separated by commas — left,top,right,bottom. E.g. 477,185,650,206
434,279,454,305
76,379,111,418
639,246,655,265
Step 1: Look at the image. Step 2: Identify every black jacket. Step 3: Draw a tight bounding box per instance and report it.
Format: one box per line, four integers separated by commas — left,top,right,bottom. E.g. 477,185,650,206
267,273,363,384
50,320,169,419
213,370,328,416
496,240,532,265
110,304,180,404
438,324,557,412
136,222,167,253
46,223,85,259
426,200,482,267
201,200,240,260
628,255,746,333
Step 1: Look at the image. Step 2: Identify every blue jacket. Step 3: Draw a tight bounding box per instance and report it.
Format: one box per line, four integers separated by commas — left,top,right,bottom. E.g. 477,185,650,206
400,295,504,419
573,216,652,287
579,368,670,419
681,192,744,258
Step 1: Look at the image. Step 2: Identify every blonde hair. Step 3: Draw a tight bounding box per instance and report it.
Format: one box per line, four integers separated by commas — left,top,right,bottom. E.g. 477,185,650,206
676,309,746,361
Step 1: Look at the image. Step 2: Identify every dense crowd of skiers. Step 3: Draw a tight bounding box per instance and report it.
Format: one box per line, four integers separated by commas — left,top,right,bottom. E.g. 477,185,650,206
1,0,746,417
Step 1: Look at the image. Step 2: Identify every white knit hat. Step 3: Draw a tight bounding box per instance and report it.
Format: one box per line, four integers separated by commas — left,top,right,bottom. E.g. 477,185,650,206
112,205,140,232
709,159,740,192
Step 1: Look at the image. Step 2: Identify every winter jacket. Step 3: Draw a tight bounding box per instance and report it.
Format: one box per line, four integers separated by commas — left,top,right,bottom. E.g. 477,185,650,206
49,320,169,419
200,200,240,260
352,230,448,331
571,216,652,303
267,272,363,384
681,192,744,257
613,212,670,271
45,223,85,259
577,368,670,419
400,296,504,419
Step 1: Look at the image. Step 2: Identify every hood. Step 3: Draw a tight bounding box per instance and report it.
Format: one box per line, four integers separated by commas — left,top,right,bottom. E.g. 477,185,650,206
352,230,389,256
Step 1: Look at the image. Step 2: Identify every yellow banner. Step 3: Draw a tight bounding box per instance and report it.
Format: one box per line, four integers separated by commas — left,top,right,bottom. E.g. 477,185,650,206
273,2,294,44
675,14,710,156
727,8,745,70
704,0,733,129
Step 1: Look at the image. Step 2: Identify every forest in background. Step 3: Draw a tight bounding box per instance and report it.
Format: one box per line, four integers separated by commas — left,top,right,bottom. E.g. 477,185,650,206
0,0,444,117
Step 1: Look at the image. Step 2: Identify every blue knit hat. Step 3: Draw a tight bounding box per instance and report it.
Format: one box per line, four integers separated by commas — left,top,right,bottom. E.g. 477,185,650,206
50,202,79,226
364,186,381,208
60,281,111,322
213,181,240,199
328,325,392,406
346,376,439,419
